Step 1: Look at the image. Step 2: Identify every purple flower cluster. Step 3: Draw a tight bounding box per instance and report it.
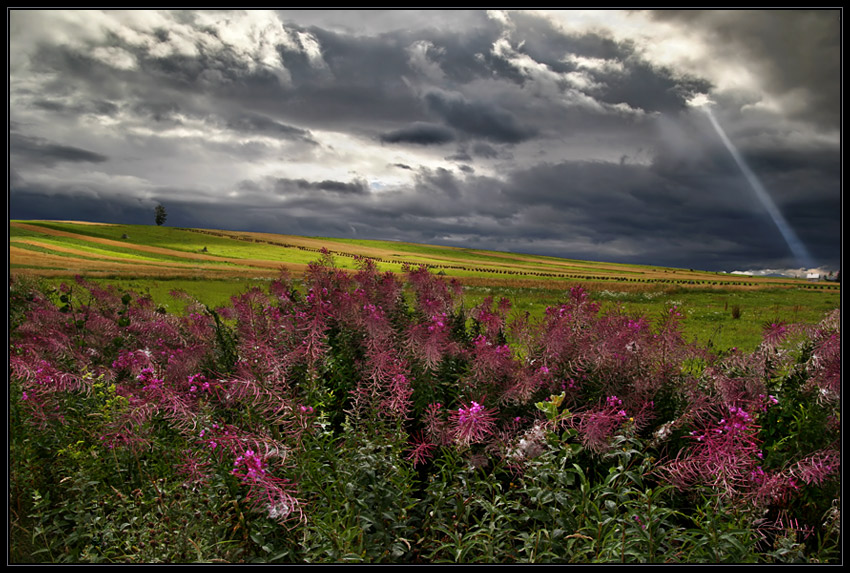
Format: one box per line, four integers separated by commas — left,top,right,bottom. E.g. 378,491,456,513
188,373,211,394
8,255,841,536
452,401,496,447
137,367,163,392
232,449,267,482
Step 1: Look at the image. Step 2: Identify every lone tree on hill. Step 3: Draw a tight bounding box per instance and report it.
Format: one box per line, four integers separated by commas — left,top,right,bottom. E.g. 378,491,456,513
154,204,167,226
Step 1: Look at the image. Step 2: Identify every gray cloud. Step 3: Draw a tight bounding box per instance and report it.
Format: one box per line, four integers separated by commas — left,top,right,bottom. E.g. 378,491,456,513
275,177,370,196
446,151,472,162
380,122,456,145
32,98,121,118
10,132,109,166
225,114,317,143
646,10,840,128
424,90,537,143
472,143,499,159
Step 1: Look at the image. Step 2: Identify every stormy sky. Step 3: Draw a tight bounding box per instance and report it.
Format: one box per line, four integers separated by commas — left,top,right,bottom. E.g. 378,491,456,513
9,9,841,274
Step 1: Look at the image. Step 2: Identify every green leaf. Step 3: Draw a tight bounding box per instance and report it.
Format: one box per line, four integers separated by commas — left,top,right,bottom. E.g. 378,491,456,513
535,393,566,421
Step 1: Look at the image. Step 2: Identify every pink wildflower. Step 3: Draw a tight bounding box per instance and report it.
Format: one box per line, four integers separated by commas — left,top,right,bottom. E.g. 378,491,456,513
232,449,267,482
792,450,840,486
230,449,303,526
451,400,497,447
424,402,452,445
762,321,789,347
406,433,436,467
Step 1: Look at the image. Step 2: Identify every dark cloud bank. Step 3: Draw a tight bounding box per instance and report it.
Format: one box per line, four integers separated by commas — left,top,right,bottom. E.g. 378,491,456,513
9,9,841,274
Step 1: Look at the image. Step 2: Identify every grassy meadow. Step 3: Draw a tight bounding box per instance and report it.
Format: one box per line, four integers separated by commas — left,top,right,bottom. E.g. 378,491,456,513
10,220,839,352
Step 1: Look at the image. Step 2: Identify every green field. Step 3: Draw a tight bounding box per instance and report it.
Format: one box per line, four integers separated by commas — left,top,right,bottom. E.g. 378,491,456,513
10,219,840,352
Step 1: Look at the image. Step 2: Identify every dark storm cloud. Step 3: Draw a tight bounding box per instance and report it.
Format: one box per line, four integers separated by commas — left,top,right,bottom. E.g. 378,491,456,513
414,167,463,200
483,11,713,118
494,152,840,269
269,26,426,128
380,122,456,145
508,11,625,65
285,10,508,87
646,10,840,128
427,28,525,86
496,160,721,253
733,140,841,185
595,61,712,115
32,98,121,118
472,143,499,159
10,132,109,166
500,160,712,227
493,11,711,113
424,90,537,144
225,114,317,143
132,101,184,124
275,178,370,196
446,151,472,162
10,190,153,225
265,148,832,271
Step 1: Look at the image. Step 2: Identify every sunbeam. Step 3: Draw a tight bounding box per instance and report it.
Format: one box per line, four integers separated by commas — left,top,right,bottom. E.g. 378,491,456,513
701,105,816,269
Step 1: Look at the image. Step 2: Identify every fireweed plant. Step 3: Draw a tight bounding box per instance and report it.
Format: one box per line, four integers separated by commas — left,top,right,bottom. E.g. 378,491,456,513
9,254,840,563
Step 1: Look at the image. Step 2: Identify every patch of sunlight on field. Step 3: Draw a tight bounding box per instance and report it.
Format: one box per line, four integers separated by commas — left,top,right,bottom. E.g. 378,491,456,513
11,238,173,263
37,277,278,315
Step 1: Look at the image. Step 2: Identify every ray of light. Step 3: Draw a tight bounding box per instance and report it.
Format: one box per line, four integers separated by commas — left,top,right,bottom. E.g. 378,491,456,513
703,106,815,269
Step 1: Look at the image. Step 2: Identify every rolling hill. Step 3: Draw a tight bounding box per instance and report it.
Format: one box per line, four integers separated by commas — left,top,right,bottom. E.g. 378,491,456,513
10,220,837,292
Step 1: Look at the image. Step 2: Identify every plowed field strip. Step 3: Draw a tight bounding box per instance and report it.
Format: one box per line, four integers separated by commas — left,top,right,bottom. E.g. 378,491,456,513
10,246,306,279
11,222,298,271
183,228,609,276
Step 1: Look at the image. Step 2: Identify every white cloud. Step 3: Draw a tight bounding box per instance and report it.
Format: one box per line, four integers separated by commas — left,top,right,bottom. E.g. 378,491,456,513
11,10,310,85
297,31,329,70
529,10,763,102
564,54,624,75
731,267,838,278
407,40,445,82
91,46,138,70
486,10,512,28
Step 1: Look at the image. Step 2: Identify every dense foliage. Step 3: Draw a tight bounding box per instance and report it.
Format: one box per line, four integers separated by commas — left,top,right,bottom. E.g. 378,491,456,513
154,205,167,227
9,253,841,563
